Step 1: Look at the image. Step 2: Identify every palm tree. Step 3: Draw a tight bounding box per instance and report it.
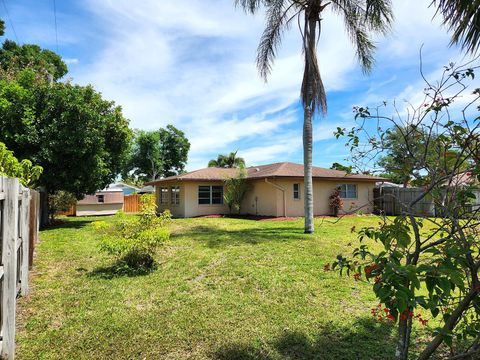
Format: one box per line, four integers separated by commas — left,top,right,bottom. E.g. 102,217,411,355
236,0,393,233
432,0,480,53
208,150,246,168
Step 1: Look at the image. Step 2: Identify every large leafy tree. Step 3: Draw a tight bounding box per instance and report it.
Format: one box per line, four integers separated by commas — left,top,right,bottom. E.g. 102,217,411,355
0,70,132,198
0,34,132,203
330,162,352,174
124,125,190,182
0,40,67,81
377,125,471,187
208,150,245,168
236,0,393,233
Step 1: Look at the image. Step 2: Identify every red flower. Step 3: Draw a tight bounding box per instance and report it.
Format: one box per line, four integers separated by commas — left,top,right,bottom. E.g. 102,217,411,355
387,315,395,321
353,272,361,281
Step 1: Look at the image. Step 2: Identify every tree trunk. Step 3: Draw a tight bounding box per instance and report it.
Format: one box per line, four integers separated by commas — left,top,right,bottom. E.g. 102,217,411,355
395,317,412,360
303,105,314,233
417,289,478,360
302,12,316,234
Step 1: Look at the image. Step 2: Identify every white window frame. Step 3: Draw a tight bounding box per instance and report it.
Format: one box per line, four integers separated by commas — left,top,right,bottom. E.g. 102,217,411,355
160,187,169,204
293,183,300,200
198,185,224,205
339,184,358,199
171,186,180,205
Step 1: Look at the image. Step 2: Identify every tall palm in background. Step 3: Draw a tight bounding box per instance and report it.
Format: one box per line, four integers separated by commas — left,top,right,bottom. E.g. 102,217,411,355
433,0,480,53
208,150,246,168
236,0,393,233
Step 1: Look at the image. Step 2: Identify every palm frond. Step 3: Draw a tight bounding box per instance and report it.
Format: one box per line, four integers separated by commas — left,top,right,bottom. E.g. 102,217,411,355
331,0,379,73
234,0,264,14
256,0,297,80
301,14,327,114
432,0,480,53
364,0,394,33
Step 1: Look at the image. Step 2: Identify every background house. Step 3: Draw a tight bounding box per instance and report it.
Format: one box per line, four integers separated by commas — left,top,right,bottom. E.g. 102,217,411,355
106,182,141,195
146,162,384,218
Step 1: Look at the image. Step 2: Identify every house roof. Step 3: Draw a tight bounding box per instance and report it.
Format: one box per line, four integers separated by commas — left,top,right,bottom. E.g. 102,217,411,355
145,162,385,185
444,171,478,187
107,182,141,191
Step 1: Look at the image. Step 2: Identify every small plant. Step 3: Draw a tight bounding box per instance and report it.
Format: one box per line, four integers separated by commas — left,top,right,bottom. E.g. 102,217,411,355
97,194,171,270
329,188,343,217
223,167,251,214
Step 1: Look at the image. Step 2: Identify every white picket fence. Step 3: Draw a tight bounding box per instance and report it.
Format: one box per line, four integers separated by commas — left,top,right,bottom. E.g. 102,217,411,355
0,176,35,360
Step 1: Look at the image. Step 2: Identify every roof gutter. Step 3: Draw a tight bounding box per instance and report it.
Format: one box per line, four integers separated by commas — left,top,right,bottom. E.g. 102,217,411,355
264,178,287,217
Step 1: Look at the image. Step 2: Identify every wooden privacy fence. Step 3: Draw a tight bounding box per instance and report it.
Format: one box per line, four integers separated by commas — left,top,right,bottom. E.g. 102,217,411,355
0,176,38,360
374,187,480,216
123,194,141,213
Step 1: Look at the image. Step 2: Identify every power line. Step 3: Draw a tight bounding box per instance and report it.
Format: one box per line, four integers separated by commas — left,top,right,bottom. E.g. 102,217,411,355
53,0,59,53
1,0,19,43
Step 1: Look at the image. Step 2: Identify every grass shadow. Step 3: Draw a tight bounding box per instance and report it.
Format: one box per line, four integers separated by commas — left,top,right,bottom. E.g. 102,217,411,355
87,260,156,280
41,219,95,231
213,317,396,360
172,224,308,248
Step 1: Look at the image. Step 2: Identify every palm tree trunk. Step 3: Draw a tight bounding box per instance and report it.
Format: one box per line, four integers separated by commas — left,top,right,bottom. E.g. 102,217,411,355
304,104,314,233
303,13,316,234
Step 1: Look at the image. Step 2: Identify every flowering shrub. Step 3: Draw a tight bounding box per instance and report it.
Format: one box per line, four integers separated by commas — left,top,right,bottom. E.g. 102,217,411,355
96,194,171,269
329,188,343,216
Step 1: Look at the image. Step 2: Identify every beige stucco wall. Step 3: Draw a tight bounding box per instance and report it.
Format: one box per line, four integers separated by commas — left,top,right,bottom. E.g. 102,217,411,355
154,178,375,218
183,181,230,218
76,203,123,216
242,178,375,217
155,183,186,218
241,179,280,216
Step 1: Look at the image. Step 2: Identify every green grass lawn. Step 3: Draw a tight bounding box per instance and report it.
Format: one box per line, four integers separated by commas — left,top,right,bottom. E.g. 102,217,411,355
17,215,429,359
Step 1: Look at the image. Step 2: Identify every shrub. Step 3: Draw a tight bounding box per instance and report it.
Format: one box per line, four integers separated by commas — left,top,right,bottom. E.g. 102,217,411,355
48,190,77,219
97,194,171,269
329,188,343,217
223,167,251,214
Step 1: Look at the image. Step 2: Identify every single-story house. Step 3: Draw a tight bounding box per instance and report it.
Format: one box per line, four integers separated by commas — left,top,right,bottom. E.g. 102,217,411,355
145,162,384,218
76,187,124,216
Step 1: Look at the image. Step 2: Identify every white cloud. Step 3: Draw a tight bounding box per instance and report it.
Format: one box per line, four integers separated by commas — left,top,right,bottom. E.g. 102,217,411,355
64,58,79,64
63,0,465,169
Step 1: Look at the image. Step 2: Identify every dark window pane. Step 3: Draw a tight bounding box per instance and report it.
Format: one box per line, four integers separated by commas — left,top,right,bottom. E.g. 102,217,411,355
199,185,211,204
212,186,223,204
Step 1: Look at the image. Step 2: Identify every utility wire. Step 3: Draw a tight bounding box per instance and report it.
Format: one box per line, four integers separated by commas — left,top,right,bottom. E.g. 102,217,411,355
1,0,19,43
53,0,59,53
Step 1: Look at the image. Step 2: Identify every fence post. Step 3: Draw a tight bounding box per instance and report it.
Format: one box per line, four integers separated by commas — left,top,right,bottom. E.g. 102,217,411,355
20,188,30,296
1,177,18,360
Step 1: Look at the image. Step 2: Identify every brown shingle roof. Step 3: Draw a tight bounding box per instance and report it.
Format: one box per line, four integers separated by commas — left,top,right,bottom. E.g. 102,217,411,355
146,162,385,185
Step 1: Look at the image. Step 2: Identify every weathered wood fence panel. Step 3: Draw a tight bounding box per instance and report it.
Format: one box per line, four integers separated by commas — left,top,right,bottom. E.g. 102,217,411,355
0,176,37,359
123,194,140,213
57,205,76,217
374,187,480,216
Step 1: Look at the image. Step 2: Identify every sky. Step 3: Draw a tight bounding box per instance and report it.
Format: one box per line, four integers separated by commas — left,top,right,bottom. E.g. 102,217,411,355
1,0,476,170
